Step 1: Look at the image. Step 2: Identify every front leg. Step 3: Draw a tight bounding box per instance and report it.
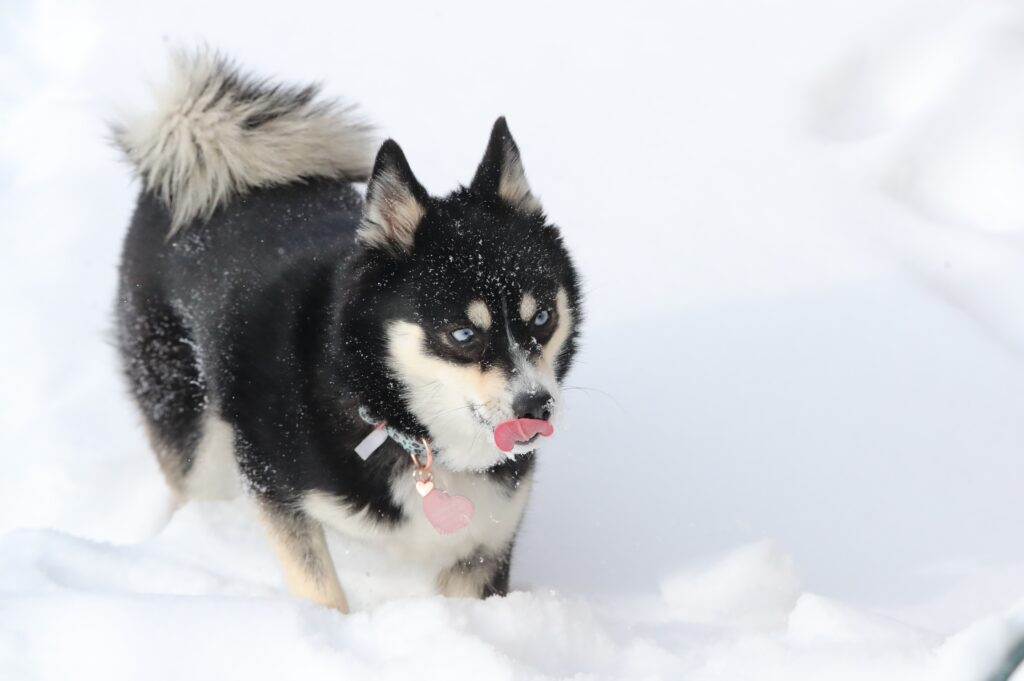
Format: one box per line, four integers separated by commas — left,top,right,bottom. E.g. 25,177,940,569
437,544,513,599
256,498,350,613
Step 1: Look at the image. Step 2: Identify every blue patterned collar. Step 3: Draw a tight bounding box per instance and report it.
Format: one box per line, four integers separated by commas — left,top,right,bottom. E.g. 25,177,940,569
357,406,431,456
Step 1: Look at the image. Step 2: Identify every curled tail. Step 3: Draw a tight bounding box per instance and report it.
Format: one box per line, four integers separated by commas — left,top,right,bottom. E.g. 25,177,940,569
111,49,375,235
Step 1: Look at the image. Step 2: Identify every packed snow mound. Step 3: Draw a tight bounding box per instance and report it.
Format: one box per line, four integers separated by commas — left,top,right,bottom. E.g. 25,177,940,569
2,518,1023,681
660,540,802,629
787,593,935,647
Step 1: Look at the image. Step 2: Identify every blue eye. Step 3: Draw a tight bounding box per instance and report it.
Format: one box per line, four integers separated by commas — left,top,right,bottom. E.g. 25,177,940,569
532,309,550,326
451,327,475,343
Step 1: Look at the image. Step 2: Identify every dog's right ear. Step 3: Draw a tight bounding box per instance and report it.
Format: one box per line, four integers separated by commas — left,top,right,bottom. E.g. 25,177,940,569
357,140,429,256
470,117,542,214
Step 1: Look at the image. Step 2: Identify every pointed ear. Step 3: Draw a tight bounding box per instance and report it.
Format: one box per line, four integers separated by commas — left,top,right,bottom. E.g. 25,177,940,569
470,117,542,214
358,140,429,255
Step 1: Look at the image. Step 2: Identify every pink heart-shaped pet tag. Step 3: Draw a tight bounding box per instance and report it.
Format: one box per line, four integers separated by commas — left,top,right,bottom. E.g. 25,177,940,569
493,418,555,452
422,489,475,534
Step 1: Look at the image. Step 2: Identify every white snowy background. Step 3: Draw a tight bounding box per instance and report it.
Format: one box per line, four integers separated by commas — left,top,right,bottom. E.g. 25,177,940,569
2,0,1024,678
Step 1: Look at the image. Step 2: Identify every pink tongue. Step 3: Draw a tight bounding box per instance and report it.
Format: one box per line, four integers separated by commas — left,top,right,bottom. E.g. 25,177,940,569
494,418,554,453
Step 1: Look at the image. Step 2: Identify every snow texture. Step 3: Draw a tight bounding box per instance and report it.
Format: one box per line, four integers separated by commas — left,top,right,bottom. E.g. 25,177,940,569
2,0,1024,679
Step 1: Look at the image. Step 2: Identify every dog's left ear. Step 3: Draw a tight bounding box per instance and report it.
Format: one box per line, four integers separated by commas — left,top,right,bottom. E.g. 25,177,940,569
470,117,542,214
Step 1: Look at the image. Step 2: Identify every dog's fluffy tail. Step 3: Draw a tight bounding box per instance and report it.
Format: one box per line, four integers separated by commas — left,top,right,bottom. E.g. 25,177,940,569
111,49,375,235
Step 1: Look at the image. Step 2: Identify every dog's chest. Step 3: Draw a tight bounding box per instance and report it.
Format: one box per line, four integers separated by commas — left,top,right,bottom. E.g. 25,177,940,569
303,468,533,565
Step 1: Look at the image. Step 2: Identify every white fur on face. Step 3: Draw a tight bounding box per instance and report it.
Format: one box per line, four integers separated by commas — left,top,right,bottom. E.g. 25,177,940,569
541,288,573,372
387,321,512,470
385,286,574,469
501,290,566,456
504,288,573,457
467,299,492,330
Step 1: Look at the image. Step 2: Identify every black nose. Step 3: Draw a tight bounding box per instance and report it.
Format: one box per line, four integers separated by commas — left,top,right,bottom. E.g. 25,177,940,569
513,391,552,421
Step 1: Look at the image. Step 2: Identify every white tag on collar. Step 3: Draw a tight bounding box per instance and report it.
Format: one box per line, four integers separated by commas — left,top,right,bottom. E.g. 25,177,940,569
355,426,388,460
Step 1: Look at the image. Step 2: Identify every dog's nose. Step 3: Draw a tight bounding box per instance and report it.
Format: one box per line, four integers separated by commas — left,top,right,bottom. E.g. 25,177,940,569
512,391,552,421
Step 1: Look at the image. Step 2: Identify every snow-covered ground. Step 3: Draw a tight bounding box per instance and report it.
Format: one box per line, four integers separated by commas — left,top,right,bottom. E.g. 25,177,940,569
2,0,1024,678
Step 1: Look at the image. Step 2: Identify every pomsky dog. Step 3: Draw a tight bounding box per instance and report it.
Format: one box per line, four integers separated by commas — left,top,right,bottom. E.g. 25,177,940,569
112,51,582,611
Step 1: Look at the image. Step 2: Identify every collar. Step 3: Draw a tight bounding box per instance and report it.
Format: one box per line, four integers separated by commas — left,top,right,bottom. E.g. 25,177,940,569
358,407,476,535
357,405,431,456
